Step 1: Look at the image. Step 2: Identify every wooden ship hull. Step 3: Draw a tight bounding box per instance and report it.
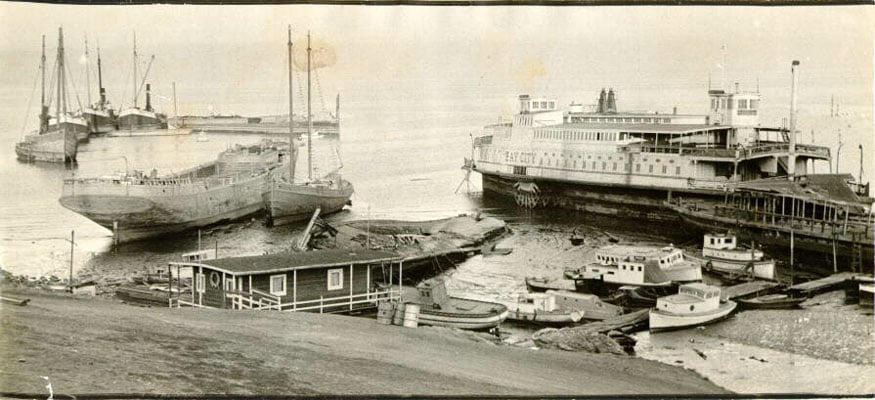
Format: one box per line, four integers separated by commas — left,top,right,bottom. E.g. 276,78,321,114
525,276,576,293
84,109,117,134
503,307,583,325
414,301,509,330
59,144,281,243
264,178,353,226
118,108,167,130
15,124,80,163
736,294,803,309
687,252,776,281
649,300,736,332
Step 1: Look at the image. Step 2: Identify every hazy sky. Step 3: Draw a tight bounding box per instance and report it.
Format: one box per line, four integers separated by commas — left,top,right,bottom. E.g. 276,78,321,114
1,4,872,116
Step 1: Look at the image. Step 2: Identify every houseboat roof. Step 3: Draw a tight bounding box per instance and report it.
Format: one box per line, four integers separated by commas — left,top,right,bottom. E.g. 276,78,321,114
599,244,680,258
735,174,867,208
181,249,400,276
550,123,728,134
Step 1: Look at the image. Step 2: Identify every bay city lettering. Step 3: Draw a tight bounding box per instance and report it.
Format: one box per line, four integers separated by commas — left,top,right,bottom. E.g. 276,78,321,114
503,150,536,164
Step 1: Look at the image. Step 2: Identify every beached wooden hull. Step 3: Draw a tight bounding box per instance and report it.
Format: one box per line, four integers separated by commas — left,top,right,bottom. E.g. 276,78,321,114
688,253,776,281
736,295,803,309
504,308,583,325
264,179,353,226
649,300,736,332
15,125,80,163
416,308,509,330
525,277,576,293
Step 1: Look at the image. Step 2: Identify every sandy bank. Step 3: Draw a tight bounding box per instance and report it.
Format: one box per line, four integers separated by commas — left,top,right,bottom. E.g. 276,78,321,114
0,290,729,396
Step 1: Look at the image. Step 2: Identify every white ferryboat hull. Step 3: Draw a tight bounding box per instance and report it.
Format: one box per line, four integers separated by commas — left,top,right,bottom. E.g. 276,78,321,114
649,300,737,332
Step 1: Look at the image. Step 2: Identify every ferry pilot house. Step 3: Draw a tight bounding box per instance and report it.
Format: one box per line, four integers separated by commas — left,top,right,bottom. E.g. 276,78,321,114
169,249,402,313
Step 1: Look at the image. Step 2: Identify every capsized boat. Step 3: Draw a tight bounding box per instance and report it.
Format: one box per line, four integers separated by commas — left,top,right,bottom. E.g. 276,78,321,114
59,141,284,243
404,278,507,330
15,29,83,163
498,292,584,325
649,283,737,332
264,29,353,226
686,233,776,281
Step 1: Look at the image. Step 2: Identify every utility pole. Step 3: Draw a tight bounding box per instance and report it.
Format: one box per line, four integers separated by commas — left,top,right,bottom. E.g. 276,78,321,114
859,144,864,183
835,128,843,173
67,230,75,292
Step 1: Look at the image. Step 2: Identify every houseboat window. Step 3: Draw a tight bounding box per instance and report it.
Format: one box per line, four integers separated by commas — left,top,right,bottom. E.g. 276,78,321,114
710,238,715,245
270,274,287,296
750,100,759,109
328,268,344,290
224,278,235,291
637,266,642,272
196,273,205,293
738,99,748,109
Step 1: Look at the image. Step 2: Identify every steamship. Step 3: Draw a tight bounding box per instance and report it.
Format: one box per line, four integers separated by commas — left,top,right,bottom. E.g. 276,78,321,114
118,83,167,130
467,65,832,221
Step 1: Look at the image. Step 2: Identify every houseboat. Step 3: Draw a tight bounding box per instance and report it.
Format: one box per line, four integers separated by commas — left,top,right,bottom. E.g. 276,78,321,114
497,292,585,325
649,283,737,332
686,232,776,281
574,244,702,296
403,278,508,330
465,62,831,224
168,248,402,312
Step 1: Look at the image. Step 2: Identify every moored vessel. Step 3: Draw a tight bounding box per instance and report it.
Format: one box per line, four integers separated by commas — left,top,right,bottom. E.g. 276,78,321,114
82,40,117,135
264,28,353,226
574,244,702,296
404,278,508,330
15,29,83,164
686,232,776,281
117,34,167,131
498,292,585,325
649,283,737,332
58,141,284,243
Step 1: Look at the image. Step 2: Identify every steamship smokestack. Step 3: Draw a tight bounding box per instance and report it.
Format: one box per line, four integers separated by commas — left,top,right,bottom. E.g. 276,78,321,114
145,83,152,112
597,88,607,113
788,60,799,179
606,88,617,113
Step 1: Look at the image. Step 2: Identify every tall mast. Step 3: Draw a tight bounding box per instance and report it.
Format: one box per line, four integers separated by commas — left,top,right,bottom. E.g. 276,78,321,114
40,34,47,134
335,92,340,138
97,40,105,107
288,26,296,182
787,60,800,180
132,32,138,108
307,31,312,181
56,27,66,130
84,35,92,107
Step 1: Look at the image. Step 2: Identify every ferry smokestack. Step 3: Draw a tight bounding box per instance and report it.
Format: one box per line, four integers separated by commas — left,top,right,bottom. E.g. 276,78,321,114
788,60,799,179
606,88,617,114
145,83,152,112
597,89,607,113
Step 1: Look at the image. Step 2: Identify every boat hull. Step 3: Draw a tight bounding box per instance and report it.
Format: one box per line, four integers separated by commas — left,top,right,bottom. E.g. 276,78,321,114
15,128,78,163
59,173,270,243
688,253,776,281
649,300,737,332
416,308,509,330
84,111,117,134
264,180,354,226
736,296,804,309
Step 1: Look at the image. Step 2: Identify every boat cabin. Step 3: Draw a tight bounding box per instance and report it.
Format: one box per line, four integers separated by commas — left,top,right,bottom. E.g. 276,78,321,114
704,233,737,250
582,257,670,285
416,278,451,307
656,283,722,314
701,233,765,262
516,292,558,312
169,248,403,313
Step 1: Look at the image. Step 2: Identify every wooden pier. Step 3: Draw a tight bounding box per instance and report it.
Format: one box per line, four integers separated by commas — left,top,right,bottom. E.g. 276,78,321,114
721,281,782,300
786,272,862,297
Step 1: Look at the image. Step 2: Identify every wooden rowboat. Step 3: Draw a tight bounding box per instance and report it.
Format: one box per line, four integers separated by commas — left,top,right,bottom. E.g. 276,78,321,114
736,294,804,309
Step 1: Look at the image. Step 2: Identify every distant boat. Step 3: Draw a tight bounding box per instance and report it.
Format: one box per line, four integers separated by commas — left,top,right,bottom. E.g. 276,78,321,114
117,33,167,131
404,278,508,330
59,141,283,243
82,38,117,135
686,233,776,281
15,29,83,164
263,29,353,227
498,292,584,325
649,283,737,332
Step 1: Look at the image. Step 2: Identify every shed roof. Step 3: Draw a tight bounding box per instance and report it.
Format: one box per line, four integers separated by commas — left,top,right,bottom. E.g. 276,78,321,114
735,174,866,208
179,248,400,276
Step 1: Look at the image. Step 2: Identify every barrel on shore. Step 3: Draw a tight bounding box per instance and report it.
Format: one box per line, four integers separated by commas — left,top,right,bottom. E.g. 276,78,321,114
377,301,395,325
403,303,420,328
392,302,405,325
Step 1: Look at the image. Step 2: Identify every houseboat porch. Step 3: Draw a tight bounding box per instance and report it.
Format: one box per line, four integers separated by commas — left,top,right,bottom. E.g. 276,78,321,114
167,248,404,313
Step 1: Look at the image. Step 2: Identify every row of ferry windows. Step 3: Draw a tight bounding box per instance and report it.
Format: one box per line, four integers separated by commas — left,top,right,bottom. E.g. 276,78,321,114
711,98,760,110
541,157,683,175
573,116,671,124
534,130,620,142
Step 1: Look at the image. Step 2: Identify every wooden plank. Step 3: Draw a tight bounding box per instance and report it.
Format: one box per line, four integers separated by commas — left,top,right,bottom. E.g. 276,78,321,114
721,281,782,300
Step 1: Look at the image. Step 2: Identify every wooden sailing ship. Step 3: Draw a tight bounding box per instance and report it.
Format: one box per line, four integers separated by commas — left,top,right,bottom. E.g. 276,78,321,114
264,28,353,226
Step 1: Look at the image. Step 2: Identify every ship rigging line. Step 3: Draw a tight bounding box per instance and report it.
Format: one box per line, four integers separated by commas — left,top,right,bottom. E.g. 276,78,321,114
64,60,84,111
19,63,42,138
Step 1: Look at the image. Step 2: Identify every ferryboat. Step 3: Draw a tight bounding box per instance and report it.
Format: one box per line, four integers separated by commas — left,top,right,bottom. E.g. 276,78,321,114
465,62,831,222
686,232,776,281
649,283,737,332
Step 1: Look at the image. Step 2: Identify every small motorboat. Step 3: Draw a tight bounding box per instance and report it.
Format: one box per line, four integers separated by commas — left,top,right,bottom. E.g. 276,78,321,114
569,229,585,246
525,276,576,293
499,292,584,325
649,283,737,332
687,233,776,282
404,278,508,330
736,294,804,309
546,290,624,321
